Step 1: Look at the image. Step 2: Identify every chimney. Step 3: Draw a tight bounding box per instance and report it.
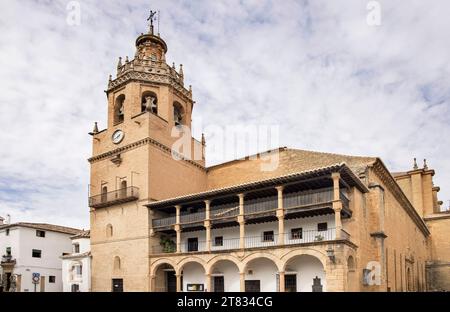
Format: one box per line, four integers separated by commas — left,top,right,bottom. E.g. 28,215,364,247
6,214,11,225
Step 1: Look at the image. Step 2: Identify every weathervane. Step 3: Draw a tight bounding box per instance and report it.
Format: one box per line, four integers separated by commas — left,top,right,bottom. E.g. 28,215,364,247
147,10,158,34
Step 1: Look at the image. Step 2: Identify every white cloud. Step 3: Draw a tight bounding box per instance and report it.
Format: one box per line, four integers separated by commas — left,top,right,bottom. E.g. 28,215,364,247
0,0,449,228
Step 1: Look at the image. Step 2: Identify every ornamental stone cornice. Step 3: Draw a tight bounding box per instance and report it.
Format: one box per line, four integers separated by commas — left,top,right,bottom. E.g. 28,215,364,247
88,136,205,171
107,70,193,104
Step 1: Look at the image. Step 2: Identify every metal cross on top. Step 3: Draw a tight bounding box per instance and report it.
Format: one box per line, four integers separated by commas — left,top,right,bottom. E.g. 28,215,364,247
147,10,157,27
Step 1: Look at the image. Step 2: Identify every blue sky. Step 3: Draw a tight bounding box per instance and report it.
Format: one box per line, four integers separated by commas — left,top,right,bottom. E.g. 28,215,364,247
0,0,449,228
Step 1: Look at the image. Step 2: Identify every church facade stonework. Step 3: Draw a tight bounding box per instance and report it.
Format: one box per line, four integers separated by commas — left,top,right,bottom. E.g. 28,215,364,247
88,20,450,292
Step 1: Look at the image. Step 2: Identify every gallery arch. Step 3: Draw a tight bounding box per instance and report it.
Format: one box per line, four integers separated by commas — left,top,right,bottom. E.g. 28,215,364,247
283,254,326,292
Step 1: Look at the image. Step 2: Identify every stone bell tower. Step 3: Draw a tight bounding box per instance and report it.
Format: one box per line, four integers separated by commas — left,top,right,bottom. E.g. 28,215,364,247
88,13,207,292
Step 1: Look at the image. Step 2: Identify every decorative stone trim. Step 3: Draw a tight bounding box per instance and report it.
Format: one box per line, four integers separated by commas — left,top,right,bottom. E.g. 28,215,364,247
88,137,205,171
107,71,193,104
370,231,388,239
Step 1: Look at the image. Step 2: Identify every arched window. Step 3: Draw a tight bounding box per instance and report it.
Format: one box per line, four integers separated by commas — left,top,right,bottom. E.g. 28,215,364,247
173,102,184,127
114,94,125,124
141,92,158,114
120,180,127,198
114,256,121,271
347,256,355,272
101,186,108,203
106,224,113,238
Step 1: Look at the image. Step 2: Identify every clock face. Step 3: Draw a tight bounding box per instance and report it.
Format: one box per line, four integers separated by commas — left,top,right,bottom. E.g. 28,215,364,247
112,130,125,144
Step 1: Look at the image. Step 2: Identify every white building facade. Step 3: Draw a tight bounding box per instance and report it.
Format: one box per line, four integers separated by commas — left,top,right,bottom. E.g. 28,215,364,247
61,231,91,292
0,219,80,292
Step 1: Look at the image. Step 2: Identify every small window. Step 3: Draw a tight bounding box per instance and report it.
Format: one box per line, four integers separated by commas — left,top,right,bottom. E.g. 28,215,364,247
32,249,42,258
6,247,11,256
214,236,223,246
73,243,80,253
262,231,274,242
5,229,9,236
71,284,80,292
76,265,82,276
36,230,46,238
49,276,56,283
318,223,328,232
106,224,113,238
291,228,303,239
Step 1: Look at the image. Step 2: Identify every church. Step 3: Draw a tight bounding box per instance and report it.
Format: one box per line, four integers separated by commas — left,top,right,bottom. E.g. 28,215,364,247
88,16,450,292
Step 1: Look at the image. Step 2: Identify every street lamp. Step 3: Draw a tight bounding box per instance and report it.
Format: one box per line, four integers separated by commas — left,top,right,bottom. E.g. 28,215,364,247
326,247,335,263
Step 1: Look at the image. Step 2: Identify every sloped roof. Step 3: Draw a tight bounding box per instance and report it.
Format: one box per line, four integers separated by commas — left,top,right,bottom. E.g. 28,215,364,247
71,230,90,239
0,222,81,235
147,162,368,209
206,147,376,190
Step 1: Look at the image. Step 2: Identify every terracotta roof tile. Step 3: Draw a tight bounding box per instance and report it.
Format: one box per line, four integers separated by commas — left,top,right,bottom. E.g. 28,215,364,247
0,222,81,235
206,147,376,189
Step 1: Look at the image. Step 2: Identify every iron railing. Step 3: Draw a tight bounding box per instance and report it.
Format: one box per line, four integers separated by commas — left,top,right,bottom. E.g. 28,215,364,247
211,237,240,251
244,234,279,248
180,241,207,253
89,186,139,208
150,228,341,254
285,228,336,243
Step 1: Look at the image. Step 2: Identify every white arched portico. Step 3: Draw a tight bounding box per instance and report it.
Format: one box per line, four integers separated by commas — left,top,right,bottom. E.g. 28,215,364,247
283,254,326,292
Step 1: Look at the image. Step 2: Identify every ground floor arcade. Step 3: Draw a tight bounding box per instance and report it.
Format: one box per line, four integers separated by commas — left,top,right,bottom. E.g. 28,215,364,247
150,242,357,292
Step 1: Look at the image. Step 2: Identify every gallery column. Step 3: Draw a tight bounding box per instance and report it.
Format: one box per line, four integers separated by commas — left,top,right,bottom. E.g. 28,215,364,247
238,193,245,249
332,172,342,239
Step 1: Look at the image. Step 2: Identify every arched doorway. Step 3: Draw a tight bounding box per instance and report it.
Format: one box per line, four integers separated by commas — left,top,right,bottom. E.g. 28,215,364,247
181,262,206,292
244,257,279,292
154,263,177,292
284,254,326,292
209,260,240,292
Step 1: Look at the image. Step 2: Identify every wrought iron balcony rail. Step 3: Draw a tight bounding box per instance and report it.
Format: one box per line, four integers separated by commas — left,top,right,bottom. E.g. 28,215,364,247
286,228,336,243
89,186,139,208
151,228,340,254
